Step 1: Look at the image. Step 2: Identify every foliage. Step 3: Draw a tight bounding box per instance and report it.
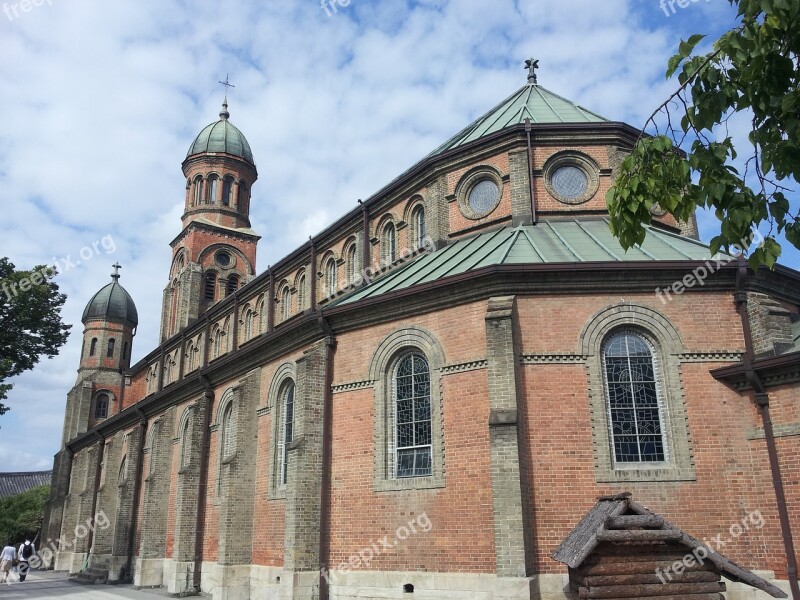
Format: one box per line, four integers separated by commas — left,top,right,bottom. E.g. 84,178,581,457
0,485,49,546
0,258,71,416
607,0,800,268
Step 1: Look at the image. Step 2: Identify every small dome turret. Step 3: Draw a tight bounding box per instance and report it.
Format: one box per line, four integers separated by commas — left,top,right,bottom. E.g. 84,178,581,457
186,101,254,165
82,264,138,327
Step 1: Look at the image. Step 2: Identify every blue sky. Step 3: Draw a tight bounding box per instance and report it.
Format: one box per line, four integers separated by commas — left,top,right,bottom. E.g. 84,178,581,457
0,0,797,470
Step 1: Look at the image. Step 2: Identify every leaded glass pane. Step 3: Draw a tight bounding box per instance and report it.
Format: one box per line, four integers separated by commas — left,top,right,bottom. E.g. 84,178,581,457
468,180,500,212
393,353,432,478
551,166,588,199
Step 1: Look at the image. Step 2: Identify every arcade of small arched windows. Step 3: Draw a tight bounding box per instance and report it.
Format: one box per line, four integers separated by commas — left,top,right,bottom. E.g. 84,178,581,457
187,173,249,211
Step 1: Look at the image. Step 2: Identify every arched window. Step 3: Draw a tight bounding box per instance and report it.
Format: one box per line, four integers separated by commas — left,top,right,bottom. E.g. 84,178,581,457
227,275,239,296
412,205,426,247
193,176,203,205
222,177,233,206
221,402,235,460
94,393,109,419
346,244,357,285
281,286,291,321
181,418,192,469
118,455,127,484
213,326,225,358
204,271,217,301
382,222,396,265
297,275,306,310
208,176,219,204
325,258,337,296
244,308,254,340
147,422,159,477
393,353,432,478
107,338,115,358
123,341,129,361
89,338,98,357
278,381,295,486
602,331,666,464
238,183,248,212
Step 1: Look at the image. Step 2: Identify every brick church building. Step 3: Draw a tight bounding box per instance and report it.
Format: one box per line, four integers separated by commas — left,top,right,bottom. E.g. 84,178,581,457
44,63,800,599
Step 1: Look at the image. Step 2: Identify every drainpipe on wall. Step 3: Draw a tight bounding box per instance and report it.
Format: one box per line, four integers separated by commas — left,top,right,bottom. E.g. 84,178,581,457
735,257,800,599
317,313,336,600
192,373,214,593
123,410,148,583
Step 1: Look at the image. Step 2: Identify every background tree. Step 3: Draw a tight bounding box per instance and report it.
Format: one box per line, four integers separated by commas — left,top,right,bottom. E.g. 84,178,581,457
0,258,71,416
0,485,49,545
607,0,799,268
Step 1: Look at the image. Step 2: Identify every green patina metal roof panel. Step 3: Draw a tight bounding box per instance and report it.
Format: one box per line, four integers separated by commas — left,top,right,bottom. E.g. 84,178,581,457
334,219,730,306
187,119,254,164
428,84,608,157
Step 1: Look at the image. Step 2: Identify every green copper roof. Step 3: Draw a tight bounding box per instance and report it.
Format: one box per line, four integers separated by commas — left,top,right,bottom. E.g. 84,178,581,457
187,102,254,164
82,274,138,326
336,219,728,305
428,84,608,157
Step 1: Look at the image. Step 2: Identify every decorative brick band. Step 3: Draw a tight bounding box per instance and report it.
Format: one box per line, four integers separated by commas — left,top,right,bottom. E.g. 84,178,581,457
748,422,800,440
676,351,744,362
439,359,488,374
331,380,375,394
520,354,589,364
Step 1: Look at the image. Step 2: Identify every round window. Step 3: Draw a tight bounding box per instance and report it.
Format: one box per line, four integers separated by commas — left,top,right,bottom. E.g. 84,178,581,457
468,180,500,213
551,166,588,200
215,251,231,267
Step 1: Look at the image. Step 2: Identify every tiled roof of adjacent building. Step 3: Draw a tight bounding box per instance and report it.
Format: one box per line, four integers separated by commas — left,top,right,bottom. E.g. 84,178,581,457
0,471,52,499
428,83,608,157
336,219,728,305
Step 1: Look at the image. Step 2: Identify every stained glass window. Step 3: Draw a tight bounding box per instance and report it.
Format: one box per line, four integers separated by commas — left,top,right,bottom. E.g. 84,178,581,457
393,353,432,478
602,332,666,463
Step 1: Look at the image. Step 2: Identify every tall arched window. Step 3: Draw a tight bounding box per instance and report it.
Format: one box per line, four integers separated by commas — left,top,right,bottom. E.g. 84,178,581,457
227,275,239,296
325,258,337,296
297,275,306,310
181,418,192,469
89,338,97,357
123,342,129,361
346,244,357,285
412,205,426,247
147,422,159,477
602,331,666,464
244,308,254,340
281,286,291,321
208,176,219,204
382,223,396,264
94,393,109,419
238,183,248,213
204,271,217,301
193,176,203,205
119,455,128,484
222,177,233,206
185,342,195,371
107,338,115,357
221,402,235,460
393,353,432,478
278,381,295,486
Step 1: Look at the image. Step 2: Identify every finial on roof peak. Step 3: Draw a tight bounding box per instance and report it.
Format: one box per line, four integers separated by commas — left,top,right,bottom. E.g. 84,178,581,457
218,73,235,120
111,262,122,282
525,58,539,84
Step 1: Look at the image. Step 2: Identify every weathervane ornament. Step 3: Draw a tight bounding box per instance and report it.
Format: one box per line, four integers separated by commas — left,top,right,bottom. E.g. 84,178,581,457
525,58,539,84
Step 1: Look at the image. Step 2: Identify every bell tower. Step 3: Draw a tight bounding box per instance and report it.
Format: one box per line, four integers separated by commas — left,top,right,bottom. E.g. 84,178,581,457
160,92,260,342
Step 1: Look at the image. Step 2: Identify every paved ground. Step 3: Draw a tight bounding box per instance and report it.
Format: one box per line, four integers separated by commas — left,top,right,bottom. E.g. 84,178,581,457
0,571,177,599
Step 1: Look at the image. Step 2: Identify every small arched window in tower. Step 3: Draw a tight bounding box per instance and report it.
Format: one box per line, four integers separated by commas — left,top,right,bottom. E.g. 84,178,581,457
297,275,306,311
208,176,219,204
281,286,291,321
107,338,115,358
227,275,239,296
123,341,129,361
238,183,248,212
382,222,396,265
346,244,357,285
89,338,97,357
204,271,217,302
412,205,426,248
94,393,109,419
325,258,337,297
222,177,233,206
193,176,203,206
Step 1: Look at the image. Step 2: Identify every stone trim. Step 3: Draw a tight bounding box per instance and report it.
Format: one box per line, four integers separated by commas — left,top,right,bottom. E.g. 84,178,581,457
579,303,696,483
256,405,270,417
370,327,446,492
439,359,488,374
520,353,588,364
332,380,375,394
747,422,800,440
677,351,744,362
733,368,800,391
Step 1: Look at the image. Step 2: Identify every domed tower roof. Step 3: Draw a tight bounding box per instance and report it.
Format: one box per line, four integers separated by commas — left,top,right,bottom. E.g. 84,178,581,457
82,265,139,327
186,101,254,165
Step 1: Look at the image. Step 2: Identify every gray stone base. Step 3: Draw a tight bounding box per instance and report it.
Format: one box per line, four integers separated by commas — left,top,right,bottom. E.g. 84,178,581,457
54,550,87,574
165,558,197,595
215,564,255,600
134,557,164,588
250,565,283,600
107,555,129,582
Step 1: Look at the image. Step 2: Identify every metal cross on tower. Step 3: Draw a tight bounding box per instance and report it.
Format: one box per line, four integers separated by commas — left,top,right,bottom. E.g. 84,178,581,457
111,262,122,281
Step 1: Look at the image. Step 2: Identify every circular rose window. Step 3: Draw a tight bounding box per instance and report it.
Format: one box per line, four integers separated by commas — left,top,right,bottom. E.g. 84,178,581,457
215,251,232,268
551,166,589,200
468,180,500,213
